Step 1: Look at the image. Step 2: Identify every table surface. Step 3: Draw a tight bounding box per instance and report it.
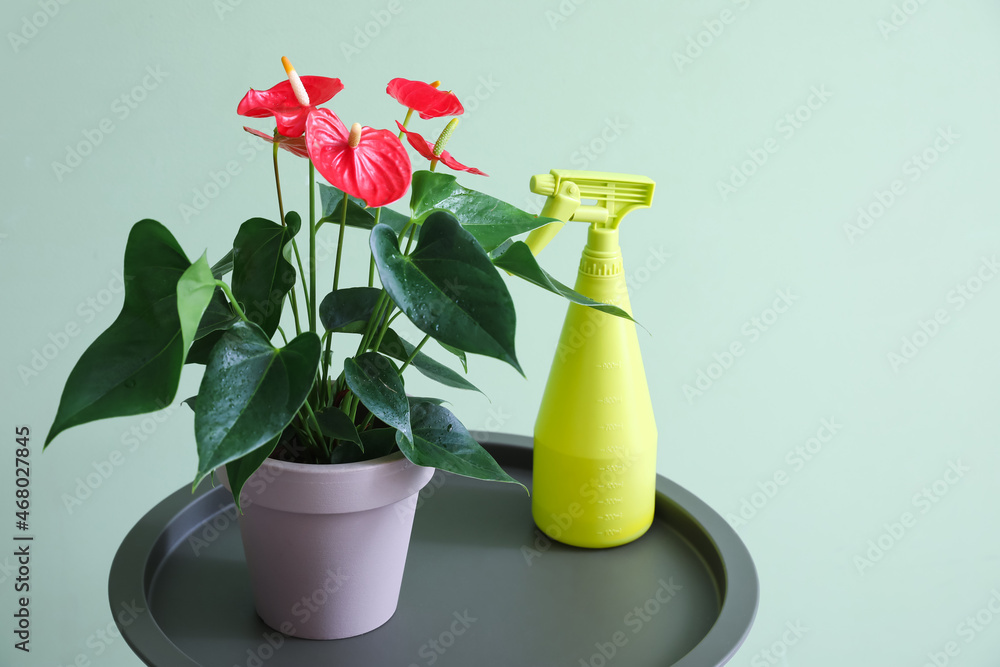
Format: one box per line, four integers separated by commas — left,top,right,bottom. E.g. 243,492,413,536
109,434,758,666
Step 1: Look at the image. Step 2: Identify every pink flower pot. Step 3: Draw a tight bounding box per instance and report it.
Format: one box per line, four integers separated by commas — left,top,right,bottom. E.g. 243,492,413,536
220,451,434,640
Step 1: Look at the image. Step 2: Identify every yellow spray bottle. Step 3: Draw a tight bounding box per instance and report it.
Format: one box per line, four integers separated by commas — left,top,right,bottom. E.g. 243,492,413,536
526,169,657,548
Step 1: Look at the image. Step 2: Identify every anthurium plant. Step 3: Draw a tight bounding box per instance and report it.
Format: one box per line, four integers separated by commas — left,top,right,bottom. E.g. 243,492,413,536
43,58,631,507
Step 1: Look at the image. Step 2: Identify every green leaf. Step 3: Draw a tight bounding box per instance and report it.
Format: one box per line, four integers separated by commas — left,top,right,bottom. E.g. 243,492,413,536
371,211,521,373
396,401,525,491
359,428,401,460
343,352,411,444
313,406,363,449
195,288,238,339
225,433,280,512
437,341,468,373
377,329,482,394
492,240,637,322
182,395,197,412
45,220,193,448
210,249,234,279
409,171,554,252
407,396,448,406
320,287,383,333
176,253,217,364
193,321,320,489
184,288,239,366
231,216,300,339
319,183,410,233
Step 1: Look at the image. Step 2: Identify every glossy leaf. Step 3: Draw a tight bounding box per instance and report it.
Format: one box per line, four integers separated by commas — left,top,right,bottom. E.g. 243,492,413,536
377,329,481,394
225,433,280,512
193,321,320,489
176,254,217,364
231,215,300,339
343,352,411,444
318,183,409,233
371,212,521,373
409,171,553,252
492,240,636,322
396,401,525,491
320,287,382,332
313,405,363,449
45,220,198,448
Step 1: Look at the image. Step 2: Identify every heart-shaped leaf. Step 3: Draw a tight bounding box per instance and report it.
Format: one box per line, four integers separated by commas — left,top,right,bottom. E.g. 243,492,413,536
377,329,482,394
318,183,410,233
492,240,636,322
193,321,320,489
409,171,554,252
225,433,280,512
396,401,525,491
45,220,207,448
319,287,383,333
343,352,411,444
371,211,521,374
232,215,300,339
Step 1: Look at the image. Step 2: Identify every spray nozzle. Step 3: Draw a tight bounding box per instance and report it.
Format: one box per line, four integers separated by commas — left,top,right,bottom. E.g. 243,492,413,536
525,169,655,256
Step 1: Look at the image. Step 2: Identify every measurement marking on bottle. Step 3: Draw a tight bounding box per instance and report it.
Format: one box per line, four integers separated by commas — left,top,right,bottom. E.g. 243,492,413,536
597,395,622,405
602,445,624,455
599,497,622,505
600,513,623,520
596,482,624,490
600,464,624,473
600,423,623,432
600,528,622,537
596,361,622,369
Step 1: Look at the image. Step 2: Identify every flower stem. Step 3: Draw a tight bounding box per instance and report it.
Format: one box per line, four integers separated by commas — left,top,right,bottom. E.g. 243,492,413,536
288,242,306,336
332,192,348,290
397,108,414,139
272,140,286,226
308,162,317,332
299,399,329,459
398,334,429,375
273,140,304,336
369,208,381,287
216,280,249,323
403,221,417,255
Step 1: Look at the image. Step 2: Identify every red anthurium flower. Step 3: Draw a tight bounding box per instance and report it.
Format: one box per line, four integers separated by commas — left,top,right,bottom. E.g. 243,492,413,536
237,57,344,138
387,78,464,120
395,121,487,177
243,126,309,158
306,109,411,208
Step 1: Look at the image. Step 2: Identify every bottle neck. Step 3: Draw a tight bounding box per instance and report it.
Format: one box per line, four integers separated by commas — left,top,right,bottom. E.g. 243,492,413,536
580,226,622,277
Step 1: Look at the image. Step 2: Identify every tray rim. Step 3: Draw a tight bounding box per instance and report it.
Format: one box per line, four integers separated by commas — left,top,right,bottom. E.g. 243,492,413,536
109,432,759,667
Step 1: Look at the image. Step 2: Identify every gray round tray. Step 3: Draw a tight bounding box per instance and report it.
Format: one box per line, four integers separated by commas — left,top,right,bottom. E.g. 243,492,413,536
109,433,758,666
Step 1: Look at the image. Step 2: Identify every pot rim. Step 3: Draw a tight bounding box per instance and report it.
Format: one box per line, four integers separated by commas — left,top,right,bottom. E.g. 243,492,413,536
220,449,435,514
255,449,408,475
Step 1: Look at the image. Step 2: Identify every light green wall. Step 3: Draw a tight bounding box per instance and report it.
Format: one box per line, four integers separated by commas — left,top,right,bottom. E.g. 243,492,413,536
3,0,1000,665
